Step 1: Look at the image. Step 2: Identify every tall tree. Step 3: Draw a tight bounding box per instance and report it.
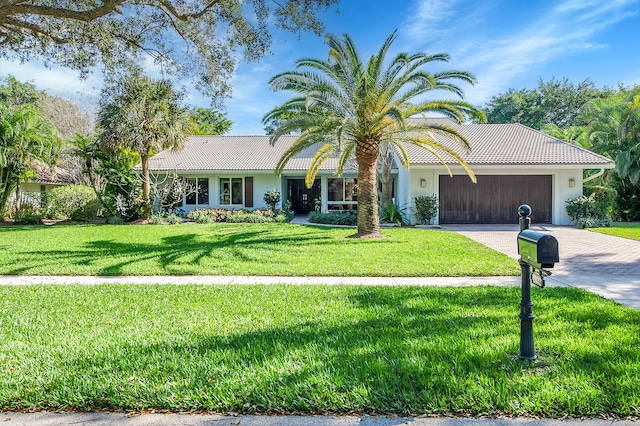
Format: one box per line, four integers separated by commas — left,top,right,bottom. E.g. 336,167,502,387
0,104,59,213
264,32,485,238
190,107,232,135
98,75,191,219
485,77,612,130
0,1,338,100
583,88,640,185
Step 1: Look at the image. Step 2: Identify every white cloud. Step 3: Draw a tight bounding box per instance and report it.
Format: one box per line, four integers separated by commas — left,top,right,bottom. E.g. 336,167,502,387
428,0,640,104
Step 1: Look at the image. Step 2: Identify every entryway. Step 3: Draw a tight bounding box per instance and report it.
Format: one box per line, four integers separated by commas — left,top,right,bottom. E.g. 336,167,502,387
288,179,320,214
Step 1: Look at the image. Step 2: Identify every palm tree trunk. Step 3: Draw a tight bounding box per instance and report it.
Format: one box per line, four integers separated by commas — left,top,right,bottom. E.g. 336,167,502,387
141,154,152,219
351,140,383,238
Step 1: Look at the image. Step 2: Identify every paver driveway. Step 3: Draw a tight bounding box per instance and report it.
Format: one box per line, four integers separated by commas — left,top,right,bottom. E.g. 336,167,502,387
444,224,640,310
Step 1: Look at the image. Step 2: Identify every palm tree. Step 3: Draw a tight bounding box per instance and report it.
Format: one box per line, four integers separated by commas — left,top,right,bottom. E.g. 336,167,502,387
98,75,191,219
583,89,640,185
0,104,58,213
264,32,486,238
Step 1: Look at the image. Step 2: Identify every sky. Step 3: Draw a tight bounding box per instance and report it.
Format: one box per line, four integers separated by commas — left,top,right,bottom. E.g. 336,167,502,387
1,0,639,135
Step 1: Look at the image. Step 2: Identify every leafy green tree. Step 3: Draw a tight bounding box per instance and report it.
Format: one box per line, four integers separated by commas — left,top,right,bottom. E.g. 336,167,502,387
0,1,338,100
98,75,191,219
0,104,59,213
190,108,232,135
264,32,485,238
485,77,612,129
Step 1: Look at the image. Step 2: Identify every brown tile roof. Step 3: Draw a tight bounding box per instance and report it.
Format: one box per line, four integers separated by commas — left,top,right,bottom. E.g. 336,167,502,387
402,118,614,167
29,161,75,184
147,120,614,172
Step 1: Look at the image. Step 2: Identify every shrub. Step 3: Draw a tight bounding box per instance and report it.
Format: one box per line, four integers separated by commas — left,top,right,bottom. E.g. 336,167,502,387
43,185,99,220
380,203,408,225
308,210,357,226
14,203,43,225
566,187,616,228
263,189,281,211
186,208,291,224
413,195,439,224
166,214,182,224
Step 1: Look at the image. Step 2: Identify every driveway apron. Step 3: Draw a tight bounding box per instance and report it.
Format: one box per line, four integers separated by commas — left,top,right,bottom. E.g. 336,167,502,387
443,224,640,310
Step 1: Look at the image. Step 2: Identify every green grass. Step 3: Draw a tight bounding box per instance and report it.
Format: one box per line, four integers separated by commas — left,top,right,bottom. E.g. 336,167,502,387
589,222,640,241
0,285,638,416
0,223,519,276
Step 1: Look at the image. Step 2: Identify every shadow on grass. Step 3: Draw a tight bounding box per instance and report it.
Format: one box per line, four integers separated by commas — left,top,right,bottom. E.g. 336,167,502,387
3,225,355,275
25,287,640,416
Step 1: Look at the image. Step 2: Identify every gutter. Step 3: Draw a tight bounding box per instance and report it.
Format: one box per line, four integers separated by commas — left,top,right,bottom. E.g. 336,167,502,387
583,168,605,184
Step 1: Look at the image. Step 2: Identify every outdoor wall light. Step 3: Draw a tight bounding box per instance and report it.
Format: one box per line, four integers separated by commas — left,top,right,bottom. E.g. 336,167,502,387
568,178,575,188
420,178,427,188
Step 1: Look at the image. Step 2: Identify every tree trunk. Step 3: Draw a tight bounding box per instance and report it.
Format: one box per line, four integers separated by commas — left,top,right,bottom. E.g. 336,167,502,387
351,139,384,239
379,142,393,208
141,153,152,219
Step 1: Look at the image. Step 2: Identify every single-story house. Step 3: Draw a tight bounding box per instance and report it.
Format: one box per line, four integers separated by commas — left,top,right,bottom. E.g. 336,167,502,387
146,119,614,225
10,161,75,210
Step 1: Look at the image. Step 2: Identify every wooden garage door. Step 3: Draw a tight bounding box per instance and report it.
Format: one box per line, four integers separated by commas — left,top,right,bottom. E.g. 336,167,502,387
439,175,552,224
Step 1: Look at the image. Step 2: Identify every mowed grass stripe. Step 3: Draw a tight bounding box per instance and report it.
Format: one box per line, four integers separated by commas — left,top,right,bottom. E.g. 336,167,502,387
0,284,638,416
0,223,519,276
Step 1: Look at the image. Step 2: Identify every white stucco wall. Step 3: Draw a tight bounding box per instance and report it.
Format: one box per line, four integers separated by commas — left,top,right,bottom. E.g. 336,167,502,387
399,165,586,225
177,172,283,213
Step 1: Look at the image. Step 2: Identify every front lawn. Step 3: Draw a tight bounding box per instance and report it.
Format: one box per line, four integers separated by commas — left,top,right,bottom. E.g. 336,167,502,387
0,285,638,416
0,223,519,276
589,222,640,241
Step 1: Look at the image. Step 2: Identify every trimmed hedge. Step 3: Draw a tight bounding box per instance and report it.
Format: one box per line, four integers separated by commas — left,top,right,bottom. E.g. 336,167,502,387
308,210,357,226
187,208,290,224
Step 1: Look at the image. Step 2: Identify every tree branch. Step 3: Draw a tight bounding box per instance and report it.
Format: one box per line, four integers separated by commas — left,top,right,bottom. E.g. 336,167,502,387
0,1,126,22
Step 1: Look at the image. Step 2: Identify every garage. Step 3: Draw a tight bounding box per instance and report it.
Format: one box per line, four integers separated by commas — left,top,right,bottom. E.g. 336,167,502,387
439,175,552,224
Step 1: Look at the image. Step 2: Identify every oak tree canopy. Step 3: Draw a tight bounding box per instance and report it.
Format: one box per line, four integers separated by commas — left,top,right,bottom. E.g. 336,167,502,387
0,0,339,100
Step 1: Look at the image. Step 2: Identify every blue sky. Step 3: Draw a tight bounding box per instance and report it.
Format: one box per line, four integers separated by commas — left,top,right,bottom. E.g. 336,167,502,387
1,0,639,135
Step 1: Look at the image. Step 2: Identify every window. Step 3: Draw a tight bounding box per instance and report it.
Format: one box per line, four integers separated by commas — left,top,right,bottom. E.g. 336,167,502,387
220,177,243,205
328,178,357,210
185,178,209,205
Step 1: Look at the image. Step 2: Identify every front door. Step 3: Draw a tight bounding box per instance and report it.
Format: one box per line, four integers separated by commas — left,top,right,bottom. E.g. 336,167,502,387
288,179,320,214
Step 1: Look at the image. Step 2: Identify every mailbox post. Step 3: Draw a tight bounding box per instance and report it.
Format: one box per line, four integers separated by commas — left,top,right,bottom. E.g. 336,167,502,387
516,204,559,361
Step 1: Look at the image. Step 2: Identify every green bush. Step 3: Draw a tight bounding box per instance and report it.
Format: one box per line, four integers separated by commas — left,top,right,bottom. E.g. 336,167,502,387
308,210,357,226
566,187,617,228
14,203,43,225
413,195,439,224
380,203,408,225
186,208,290,224
44,185,98,220
263,189,281,211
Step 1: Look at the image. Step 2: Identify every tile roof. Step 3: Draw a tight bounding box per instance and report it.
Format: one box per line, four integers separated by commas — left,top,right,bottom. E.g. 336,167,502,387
402,118,614,167
146,135,356,172
147,120,614,172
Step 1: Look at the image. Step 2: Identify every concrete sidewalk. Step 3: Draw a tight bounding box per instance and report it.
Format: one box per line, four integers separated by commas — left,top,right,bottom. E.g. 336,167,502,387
2,412,637,426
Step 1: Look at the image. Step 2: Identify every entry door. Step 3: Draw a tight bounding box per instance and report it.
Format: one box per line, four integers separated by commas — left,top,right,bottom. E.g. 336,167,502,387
288,179,321,214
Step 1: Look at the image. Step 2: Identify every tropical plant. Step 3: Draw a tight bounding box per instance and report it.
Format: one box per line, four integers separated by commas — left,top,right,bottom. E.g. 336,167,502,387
264,32,485,238
98,75,191,219
380,203,408,226
0,104,59,213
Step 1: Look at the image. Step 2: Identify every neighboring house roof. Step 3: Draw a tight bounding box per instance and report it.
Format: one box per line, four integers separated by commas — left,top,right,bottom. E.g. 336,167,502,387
146,135,359,173
401,118,614,167
146,119,614,172
29,161,75,185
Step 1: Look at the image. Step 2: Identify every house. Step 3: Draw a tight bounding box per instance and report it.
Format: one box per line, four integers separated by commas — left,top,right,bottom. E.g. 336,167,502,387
146,119,614,225
11,161,75,210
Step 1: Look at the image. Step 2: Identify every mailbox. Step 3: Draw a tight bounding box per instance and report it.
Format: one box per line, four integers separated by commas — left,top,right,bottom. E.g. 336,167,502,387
517,229,559,269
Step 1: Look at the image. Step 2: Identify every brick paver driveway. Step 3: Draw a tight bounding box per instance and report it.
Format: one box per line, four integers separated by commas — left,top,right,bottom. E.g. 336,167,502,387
443,224,640,310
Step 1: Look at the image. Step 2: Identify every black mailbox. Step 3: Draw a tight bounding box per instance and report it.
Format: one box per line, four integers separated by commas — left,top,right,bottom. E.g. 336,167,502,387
517,229,559,269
